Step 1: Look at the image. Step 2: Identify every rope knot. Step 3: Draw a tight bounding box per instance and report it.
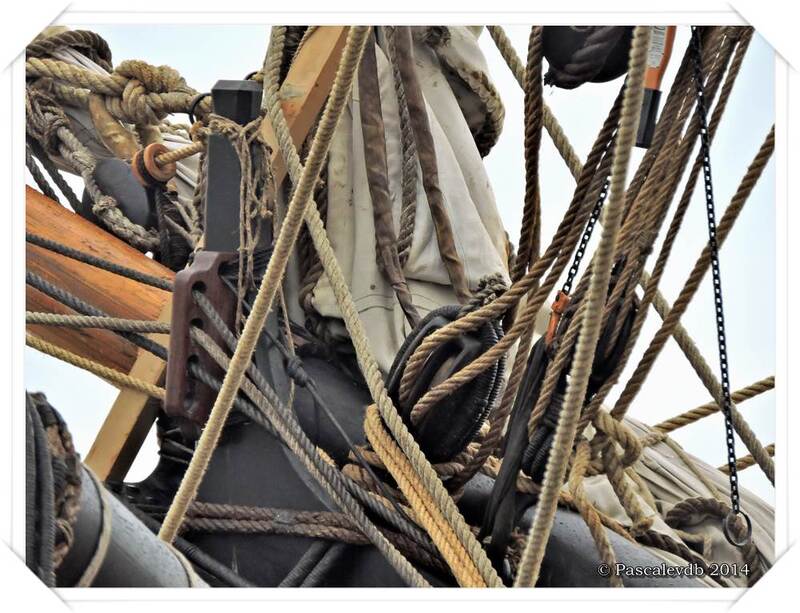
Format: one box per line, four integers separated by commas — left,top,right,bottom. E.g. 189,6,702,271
40,114,70,157
593,409,642,467
459,273,508,317
115,60,189,94
284,356,310,387
91,194,117,215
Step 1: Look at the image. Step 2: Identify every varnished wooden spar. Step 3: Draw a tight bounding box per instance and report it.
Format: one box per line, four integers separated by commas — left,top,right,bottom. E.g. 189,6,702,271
26,185,174,371
27,27,354,481
260,26,349,185
26,186,174,481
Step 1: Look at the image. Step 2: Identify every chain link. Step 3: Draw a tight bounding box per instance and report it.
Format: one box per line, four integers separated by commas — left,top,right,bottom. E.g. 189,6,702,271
562,175,611,295
689,26,747,536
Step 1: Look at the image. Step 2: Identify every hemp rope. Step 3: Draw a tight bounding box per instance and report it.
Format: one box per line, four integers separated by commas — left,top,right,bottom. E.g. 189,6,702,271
26,311,171,335
26,332,166,399
188,326,430,587
446,91,624,491
364,405,485,587
26,232,174,291
610,127,775,482
157,26,371,545
190,288,432,549
514,26,651,587
262,26,502,586
664,496,764,586
649,376,774,435
512,26,544,281
568,441,624,587
720,444,775,474
576,29,751,435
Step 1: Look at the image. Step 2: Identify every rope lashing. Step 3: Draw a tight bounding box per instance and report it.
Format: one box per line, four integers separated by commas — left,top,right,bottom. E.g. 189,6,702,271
26,55,211,127
26,89,161,252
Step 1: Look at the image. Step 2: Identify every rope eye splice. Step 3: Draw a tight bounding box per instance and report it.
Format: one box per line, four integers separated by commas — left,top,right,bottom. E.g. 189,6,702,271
689,25,752,548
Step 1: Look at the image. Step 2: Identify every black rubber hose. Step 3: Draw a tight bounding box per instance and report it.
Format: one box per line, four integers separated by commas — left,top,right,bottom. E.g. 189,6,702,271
279,541,331,587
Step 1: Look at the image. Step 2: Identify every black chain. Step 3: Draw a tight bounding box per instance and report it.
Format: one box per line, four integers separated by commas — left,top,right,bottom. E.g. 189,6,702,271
562,174,611,295
689,26,751,546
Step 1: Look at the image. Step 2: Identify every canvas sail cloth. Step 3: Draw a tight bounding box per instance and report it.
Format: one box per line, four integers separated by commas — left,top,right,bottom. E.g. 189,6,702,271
282,26,517,372
31,26,773,586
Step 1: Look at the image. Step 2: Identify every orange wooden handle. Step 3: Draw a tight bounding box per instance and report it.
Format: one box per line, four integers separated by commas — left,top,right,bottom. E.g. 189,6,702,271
644,26,676,91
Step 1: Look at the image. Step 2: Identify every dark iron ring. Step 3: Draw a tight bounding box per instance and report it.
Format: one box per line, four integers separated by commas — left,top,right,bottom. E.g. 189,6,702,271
188,92,211,125
722,509,753,547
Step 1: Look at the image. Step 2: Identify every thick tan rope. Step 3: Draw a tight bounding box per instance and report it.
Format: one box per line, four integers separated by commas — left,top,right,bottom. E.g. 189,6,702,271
26,311,171,335
514,26,652,588
263,27,502,586
158,26,371,544
26,332,165,399
568,441,623,587
154,141,204,166
364,406,485,587
652,376,774,434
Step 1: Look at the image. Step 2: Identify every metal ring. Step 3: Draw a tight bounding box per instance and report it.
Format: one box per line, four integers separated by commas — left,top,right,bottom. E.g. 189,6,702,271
722,510,752,547
188,92,211,125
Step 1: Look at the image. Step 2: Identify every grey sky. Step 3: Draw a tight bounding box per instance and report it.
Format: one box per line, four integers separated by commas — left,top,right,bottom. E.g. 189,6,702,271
24,25,776,504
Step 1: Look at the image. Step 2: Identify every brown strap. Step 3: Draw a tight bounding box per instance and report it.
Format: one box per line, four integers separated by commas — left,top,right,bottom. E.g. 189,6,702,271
358,31,420,327
393,26,471,302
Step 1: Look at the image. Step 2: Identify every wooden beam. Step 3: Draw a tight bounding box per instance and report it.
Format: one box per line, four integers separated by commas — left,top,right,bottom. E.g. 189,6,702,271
26,186,174,372
84,302,171,482
29,27,351,482
260,26,349,185
27,285,138,373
